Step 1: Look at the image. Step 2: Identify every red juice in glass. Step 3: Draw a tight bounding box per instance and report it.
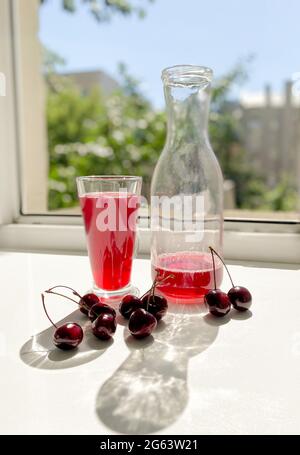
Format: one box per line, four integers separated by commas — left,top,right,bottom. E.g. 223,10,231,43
152,251,223,300
80,192,139,291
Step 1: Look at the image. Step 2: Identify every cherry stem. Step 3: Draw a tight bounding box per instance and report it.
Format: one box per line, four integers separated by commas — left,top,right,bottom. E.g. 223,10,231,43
147,280,156,311
45,289,90,313
152,280,156,299
209,246,234,288
140,274,175,311
41,293,57,329
45,289,80,306
46,285,82,299
210,248,217,290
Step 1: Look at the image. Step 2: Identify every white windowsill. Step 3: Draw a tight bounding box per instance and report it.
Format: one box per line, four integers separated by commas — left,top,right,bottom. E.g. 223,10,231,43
0,222,299,263
0,251,299,435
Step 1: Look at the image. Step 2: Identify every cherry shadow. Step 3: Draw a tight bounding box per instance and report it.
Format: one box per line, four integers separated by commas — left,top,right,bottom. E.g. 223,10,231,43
231,309,253,321
203,312,231,326
20,310,113,370
95,307,219,434
115,314,128,327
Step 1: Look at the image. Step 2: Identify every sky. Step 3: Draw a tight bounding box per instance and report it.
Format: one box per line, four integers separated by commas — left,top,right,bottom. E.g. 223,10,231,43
39,0,300,108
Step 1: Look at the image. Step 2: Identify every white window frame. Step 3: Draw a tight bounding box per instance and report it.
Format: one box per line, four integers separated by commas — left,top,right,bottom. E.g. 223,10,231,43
0,0,299,263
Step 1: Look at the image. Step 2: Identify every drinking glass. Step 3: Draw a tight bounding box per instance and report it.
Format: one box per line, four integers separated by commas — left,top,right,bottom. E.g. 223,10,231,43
77,175,142,299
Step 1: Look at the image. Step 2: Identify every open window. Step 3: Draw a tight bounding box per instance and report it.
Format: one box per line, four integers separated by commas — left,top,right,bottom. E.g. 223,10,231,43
0,0,299,262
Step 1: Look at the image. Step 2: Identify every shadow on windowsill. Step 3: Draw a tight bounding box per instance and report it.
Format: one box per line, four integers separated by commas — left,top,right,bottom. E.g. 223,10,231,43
95,306,219,435
19,310,112,370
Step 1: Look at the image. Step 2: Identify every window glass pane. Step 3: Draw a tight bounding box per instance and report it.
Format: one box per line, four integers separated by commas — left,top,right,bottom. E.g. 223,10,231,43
20,0,300,220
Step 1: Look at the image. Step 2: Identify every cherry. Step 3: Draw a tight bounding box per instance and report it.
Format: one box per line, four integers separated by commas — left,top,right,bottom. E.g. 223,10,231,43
209,247,252,312
92,313,117,340
228,286,252,312
89,302,116,321
79,293,99,316
41,293,83,350
139,274,172,322
119,295,143,319
205,289,231,317
53,323,83,350
128,308,157,339
204,248,231,317
141,293,168,321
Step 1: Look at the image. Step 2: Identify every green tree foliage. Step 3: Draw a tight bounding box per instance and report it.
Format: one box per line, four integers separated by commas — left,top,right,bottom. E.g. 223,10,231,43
47,67,165,209
40,0,153,22
259,175,297,211
42,1,297,213
46,62,297,211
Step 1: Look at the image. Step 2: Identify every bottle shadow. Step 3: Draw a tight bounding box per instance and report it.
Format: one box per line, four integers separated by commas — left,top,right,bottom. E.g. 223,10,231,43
20,310,112,370
95,306,219,434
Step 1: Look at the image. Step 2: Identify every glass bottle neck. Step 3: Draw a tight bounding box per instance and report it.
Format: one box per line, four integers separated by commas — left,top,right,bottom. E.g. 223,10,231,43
164,81,211,146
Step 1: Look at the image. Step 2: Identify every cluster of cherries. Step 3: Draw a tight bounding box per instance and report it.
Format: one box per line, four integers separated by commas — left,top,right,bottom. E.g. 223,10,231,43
41,287,116,350
40,247,252,350
41,277,170,351
119,274,171,337
204,247,252,317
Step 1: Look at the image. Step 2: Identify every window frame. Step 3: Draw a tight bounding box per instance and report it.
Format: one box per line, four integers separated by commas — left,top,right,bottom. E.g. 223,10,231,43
0,0,299,264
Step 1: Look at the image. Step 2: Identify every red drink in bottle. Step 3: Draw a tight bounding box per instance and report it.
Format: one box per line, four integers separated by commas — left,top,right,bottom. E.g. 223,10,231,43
152,251,223,300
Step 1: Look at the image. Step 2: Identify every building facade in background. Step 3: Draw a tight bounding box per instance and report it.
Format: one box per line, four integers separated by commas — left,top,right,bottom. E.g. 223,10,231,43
240,82,300,191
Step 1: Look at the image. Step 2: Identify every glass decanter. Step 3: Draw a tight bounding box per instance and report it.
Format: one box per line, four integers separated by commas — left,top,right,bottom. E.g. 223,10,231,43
151,65,223,302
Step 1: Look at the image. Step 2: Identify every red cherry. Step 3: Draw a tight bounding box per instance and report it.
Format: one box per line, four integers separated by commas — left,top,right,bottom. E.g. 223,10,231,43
141,293,168,321
41,293,84,350
92,313,117,340
53,323,83,350
228,286,252,312
119,295,143,319
88,302,116,321
128,308,157,339
208,247,253,315
79,293,99,315
205,289,231,317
